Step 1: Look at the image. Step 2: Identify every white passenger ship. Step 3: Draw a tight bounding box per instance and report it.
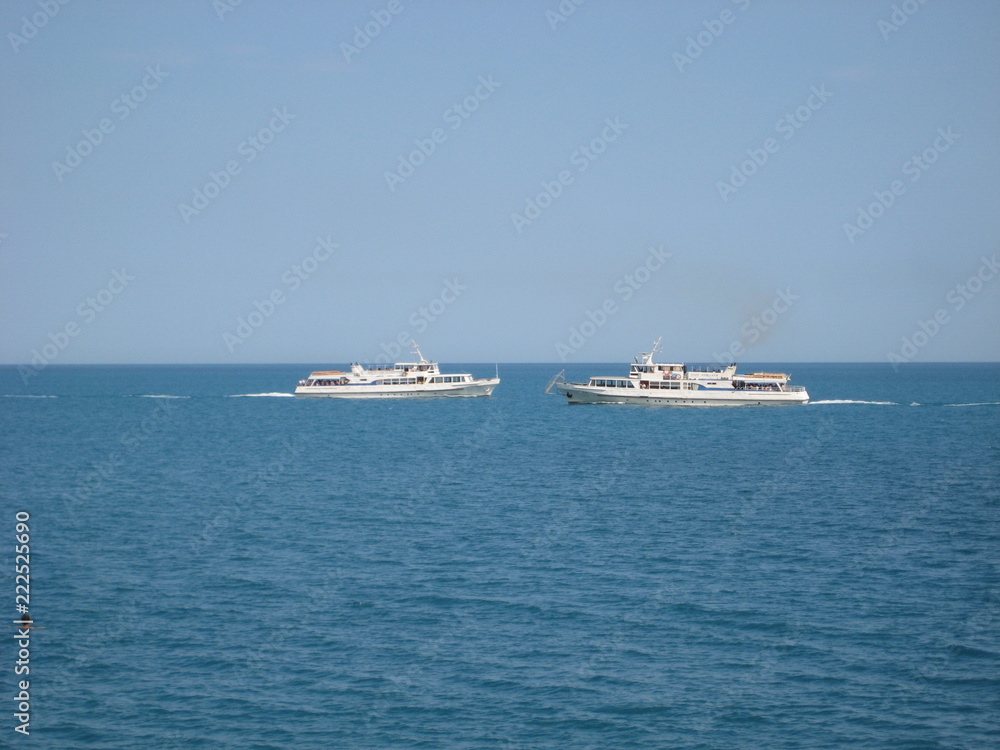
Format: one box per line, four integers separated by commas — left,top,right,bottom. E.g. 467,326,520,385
549,339,809,406
295,344,499,399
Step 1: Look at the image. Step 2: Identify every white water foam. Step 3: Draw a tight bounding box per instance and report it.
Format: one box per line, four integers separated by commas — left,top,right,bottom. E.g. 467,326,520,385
810,399,998,407
2,394,57,398
226,392,296,398
808,399,900,406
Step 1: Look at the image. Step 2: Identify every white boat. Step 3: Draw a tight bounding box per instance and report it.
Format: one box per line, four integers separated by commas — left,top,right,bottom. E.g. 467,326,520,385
295,344,499,399
548,339,809,406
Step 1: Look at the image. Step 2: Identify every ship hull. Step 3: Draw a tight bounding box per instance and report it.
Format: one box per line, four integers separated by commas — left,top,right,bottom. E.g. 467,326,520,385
554,383,808,406
295,378,499,399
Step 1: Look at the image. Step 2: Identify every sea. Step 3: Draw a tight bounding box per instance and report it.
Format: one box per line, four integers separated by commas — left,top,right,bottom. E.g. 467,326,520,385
1,362,998,749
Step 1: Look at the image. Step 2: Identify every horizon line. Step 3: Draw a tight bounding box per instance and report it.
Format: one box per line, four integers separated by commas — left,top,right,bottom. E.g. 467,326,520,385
3,361,999,367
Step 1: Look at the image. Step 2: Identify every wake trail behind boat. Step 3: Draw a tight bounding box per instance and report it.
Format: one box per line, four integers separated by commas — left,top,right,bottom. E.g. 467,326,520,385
808,399,901,405
226,392,296,398
810,400,999,407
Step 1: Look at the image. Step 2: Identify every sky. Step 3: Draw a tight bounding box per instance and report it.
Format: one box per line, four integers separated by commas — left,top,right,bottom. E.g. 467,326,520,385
1,0,998,365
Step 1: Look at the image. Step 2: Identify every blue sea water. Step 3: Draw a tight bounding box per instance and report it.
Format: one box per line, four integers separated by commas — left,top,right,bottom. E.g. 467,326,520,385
1,362,998,749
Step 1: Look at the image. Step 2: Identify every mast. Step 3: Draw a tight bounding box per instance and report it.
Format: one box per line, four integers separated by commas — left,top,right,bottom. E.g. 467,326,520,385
410,341,428,364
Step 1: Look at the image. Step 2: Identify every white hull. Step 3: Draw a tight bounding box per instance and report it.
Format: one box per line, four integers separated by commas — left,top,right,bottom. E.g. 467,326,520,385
555,383,808,406
295,378,499,399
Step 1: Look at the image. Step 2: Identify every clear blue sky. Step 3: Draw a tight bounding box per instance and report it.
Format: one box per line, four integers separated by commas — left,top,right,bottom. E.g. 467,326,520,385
2,0,998,365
